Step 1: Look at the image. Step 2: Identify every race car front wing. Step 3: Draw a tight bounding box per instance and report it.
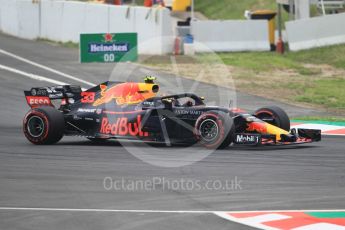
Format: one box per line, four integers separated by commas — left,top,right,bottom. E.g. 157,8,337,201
233,128,321,146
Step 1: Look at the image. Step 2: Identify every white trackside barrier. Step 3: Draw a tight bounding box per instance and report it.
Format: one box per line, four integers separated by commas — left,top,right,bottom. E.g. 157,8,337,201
0,1,19,37
0,0,173,55
191,20,270,52
286,12,345,51
0,0,40,39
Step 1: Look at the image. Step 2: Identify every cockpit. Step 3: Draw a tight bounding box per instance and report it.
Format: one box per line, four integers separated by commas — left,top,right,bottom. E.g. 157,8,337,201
140,93,205,110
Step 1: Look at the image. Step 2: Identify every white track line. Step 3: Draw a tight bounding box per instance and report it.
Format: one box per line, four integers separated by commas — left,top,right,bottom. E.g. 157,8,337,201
0,48,96,87
0,207,344,214
0,64,67,85
0,64,87,91
0,207,214,214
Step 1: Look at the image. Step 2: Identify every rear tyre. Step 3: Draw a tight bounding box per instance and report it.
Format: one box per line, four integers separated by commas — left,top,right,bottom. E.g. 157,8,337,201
194,111,234,149
23,106,64,145
254,106,290,131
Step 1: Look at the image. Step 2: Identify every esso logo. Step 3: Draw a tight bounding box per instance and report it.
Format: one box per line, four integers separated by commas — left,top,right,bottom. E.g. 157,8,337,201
28,97,50,105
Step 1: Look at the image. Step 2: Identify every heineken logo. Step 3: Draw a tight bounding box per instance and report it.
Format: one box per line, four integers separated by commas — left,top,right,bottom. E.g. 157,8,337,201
88,43,129,53
80,33,137,63
103,33,114,42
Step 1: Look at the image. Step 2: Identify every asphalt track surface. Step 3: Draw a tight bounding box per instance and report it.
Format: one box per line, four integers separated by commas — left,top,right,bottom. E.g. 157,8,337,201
0,33,344,230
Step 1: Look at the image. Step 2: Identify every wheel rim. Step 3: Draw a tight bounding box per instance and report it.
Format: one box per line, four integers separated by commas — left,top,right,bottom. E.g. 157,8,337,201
199,119,219,142
27,116,45,138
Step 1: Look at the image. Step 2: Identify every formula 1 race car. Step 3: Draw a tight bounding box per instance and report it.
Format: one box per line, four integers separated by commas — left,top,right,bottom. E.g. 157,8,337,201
23,78,321,149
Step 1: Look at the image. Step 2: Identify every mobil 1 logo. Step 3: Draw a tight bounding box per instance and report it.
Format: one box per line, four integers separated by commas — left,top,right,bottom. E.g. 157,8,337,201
234,134,261,145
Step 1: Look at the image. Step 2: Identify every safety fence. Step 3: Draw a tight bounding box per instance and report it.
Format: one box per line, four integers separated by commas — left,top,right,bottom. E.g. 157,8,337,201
286,12,345,51
1,0,344,54
191,20,270,52
0,0,174,54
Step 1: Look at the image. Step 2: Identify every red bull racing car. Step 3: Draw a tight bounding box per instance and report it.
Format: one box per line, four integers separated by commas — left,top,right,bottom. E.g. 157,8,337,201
23,78,321,149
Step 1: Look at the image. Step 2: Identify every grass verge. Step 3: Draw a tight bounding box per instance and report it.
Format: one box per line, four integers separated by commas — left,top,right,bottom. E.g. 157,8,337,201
195,0,280,20
194,0,321,27
141,44,345,115
218,44,345,72
292,116,345,124
37,38,79,49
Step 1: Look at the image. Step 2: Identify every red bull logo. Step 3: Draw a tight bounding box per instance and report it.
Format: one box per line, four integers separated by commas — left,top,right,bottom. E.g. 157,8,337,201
100,115,149,137
246,121,289,141
246,122,268,134
93,82,159,106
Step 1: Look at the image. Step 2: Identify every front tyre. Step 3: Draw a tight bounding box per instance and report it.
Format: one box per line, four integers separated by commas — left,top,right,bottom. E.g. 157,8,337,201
254,106,290,131
23,106,64,145
194,111,234,149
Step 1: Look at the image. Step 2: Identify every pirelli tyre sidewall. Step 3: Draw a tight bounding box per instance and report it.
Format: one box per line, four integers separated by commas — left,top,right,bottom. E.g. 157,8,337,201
23,106,65,145
194,111,234,149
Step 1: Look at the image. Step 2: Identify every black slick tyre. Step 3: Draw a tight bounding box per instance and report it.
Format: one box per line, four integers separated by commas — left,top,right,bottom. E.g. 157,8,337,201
194,111,234,149
254,106,290,131
23,106,65,145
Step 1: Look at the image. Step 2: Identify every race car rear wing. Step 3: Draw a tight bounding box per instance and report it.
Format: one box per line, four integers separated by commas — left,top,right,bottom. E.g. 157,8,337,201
24,85,82,108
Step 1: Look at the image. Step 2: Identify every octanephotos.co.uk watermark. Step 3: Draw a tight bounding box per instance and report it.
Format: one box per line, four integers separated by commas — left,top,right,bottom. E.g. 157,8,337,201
103,176,242,192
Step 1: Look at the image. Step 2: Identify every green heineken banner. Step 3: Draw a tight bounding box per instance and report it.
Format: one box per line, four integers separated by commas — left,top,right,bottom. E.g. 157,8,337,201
80,33,138,63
